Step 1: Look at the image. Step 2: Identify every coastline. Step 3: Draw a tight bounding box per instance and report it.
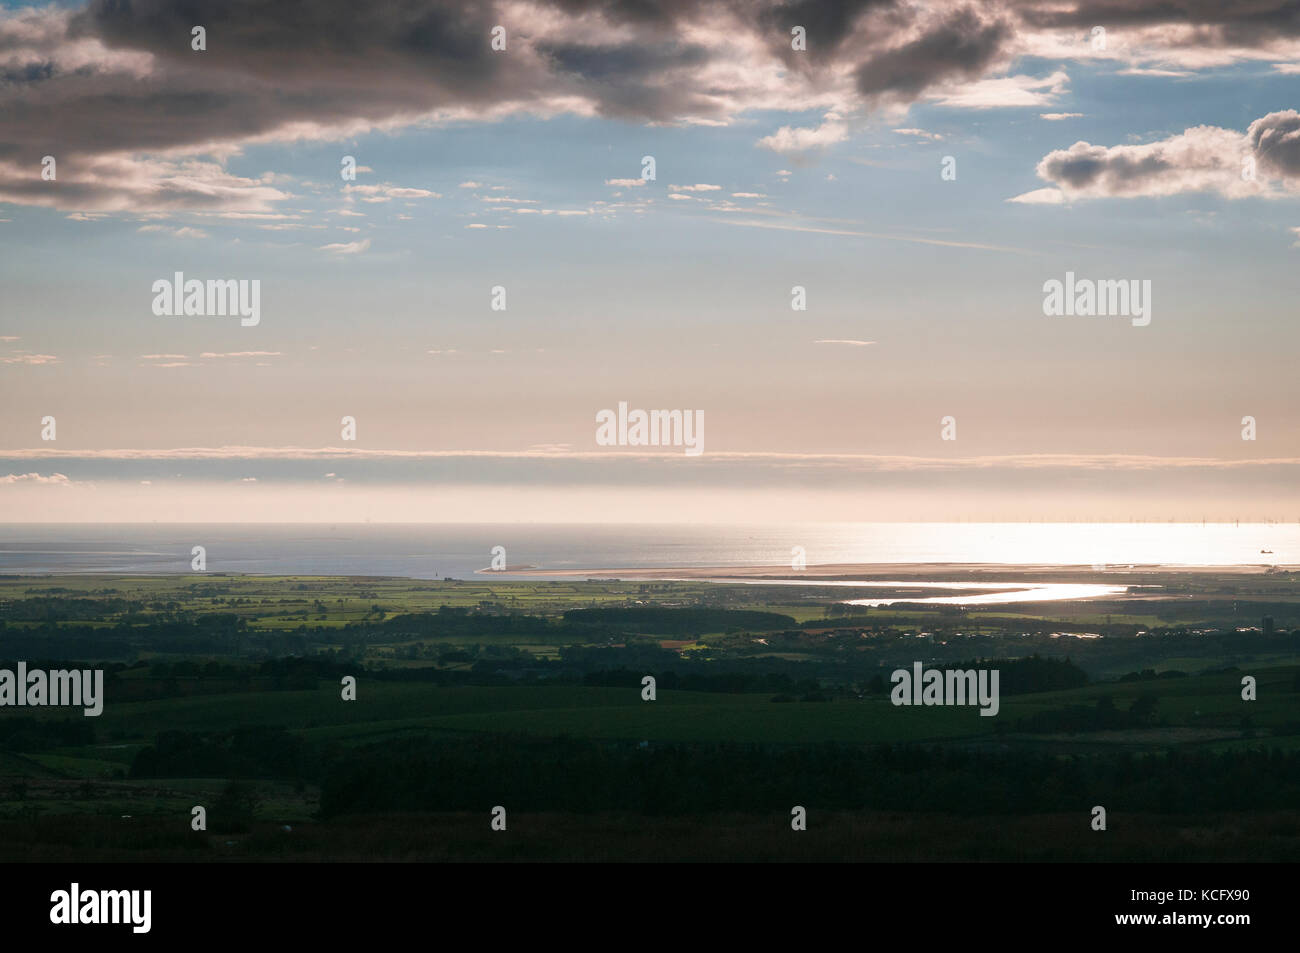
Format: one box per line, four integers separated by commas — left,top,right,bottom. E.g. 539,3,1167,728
492,562,1297,581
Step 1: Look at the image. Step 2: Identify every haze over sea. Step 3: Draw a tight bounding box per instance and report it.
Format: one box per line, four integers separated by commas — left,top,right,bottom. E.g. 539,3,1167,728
0,523,1296,579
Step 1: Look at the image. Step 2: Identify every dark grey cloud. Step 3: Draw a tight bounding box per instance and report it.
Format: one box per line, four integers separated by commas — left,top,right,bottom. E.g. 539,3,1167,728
854,6,1012,98
1014,0,1300,37
1247,109,1300,178
1020,112,1299,201
1038,143,1173,191
1,0,1297,212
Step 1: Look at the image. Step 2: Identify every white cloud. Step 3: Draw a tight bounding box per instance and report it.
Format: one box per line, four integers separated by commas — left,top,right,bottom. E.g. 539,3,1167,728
893,128,943,140
757,114,847,156
1020,116,1300,202
199,351,282,359
1006,187,1066,204
138,224,209,238
0,472,73,485
929,71,1069,109
319,238,371,254
342,184,439,202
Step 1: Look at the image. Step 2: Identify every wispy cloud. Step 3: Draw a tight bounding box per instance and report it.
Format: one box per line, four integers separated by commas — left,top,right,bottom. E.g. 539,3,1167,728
342,183,439,203
928,71,1069,109
715,217,1034,254
7,447,1298,472
0,472,73,485
319,238,371,254
199,351,282,359
138,224,209,238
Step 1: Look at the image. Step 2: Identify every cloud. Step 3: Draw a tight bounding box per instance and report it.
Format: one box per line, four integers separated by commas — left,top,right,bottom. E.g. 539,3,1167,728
893,128,943,140
1006,187,1065,204
1017,112,1300,202
1117,67,1192,77
731,192,766,198
342,183,439,202
928,70,1069,108
1246,110,1300,180
1014,2,1300,71
716,216,1033,253
2,1,1299,216
0,472,72,485
319,238,371,254
814,339,876,346
853,6,1013,100
6,446,1300,473
0,352,59,365
0,154,290,214
1040,112,1083,121
604,178,646,187
138,224,209,238
668,183,722,192
199,351,282,359
757,113,848,156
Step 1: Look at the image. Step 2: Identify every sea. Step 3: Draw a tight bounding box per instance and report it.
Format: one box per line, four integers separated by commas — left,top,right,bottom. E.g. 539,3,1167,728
0,522,1295,579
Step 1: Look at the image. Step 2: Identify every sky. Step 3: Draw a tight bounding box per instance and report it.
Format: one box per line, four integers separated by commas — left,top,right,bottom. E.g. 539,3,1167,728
1,0,1298,523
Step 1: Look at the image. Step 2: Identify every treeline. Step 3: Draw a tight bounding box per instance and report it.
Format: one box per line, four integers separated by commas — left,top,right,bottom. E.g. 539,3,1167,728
0,616,253,658
316,735,1300,818
375,608,556,639
936,656,1088,695
0,716,95,752
580,667,822,695
1013,693,1161,733
562,607,797,634
0,597,136,623
130,726,312,780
